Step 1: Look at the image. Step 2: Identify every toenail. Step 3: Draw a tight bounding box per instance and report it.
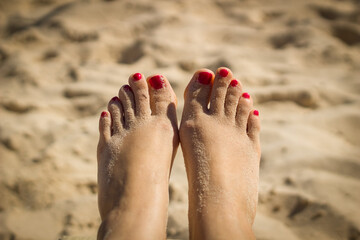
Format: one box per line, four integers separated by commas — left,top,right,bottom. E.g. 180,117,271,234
219,68,229,77
254,110,259,116
123,85,132,91
111,96,119,101
149,75,166,89
242,92,250,99
230,79,238,87
197,72,212,84
133,73,142,81
101,111,108,117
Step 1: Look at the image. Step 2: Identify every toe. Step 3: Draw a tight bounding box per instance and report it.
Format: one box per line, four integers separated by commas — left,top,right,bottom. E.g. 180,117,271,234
209,67,234,115
247,109,261,142
107,96,124,135
235,92,252,129
224,78,243,118
99,111,111,142
147,74,177,116
118,85,136,128
183,69,214,116
128,73,151,117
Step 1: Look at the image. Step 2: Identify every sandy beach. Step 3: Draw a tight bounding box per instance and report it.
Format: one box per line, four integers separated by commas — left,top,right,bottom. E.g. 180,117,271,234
0,0,360,239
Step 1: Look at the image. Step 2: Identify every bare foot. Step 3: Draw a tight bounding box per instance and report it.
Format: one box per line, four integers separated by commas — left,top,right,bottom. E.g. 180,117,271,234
97,73,179,240
179,68,261,240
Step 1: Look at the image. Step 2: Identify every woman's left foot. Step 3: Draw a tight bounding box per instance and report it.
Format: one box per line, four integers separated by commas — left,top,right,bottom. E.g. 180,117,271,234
97,73,179,240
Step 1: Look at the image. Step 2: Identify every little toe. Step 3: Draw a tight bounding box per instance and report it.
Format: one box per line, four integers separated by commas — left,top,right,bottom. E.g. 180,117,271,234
99,111,111,142
235,92,253,130
128,73,151,117
107,96,124,135
224,78,243,118
118,85,136,128
147,75,177,116
247,110,261,142
183,69,214,116
209,67,234,115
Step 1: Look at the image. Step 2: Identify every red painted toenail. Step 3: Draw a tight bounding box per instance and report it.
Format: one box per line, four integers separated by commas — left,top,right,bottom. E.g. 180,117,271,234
133,73,142,81
242,92,250,99
230,79,238,87
111,96,119,101
219,68,228,77
101,111,108,117
197,72,212,84
149,75,166,89
254,110,259,116
123,85,132,91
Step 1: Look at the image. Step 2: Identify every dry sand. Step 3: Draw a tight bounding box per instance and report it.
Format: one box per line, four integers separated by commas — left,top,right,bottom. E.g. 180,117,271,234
0,0,360,239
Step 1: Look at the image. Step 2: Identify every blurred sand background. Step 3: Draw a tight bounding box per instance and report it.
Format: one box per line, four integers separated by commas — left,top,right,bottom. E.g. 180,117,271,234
0,0,360,239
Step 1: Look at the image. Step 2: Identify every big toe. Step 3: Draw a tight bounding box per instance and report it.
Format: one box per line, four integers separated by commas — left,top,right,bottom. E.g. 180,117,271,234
183,69,214,117
147,75,177,118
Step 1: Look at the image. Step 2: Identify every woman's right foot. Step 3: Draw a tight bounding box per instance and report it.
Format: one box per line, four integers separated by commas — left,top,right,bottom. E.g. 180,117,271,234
179,68,261,240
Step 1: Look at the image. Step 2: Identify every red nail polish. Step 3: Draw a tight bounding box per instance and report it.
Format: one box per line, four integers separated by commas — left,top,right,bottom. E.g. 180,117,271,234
149,75,166,89
219,68,228,77
230,79,238,87
111,96,119,101
242,92,250,99
101,111,108,117
123,85,132,91
133,73,142,81
198,72,212,84
254,110,259,116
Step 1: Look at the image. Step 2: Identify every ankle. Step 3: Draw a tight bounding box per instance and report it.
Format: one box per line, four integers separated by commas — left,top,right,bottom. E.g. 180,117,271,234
190,215,255,240
98,205,168,240
188,201,255,240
